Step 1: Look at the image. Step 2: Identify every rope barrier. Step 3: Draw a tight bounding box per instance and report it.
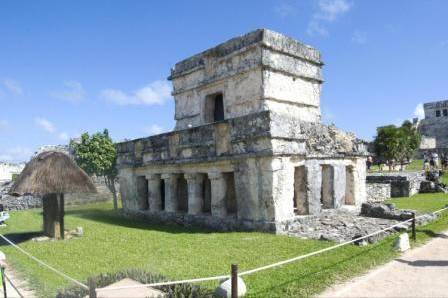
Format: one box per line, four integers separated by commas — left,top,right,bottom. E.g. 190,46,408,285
101,205,448,291
4,272,25,298
0,234,89,290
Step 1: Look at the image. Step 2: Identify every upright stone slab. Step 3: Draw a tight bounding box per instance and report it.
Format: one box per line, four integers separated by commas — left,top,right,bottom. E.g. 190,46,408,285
208,172,227,218
185,173,204,215
161,173,179,213
146,174,162,211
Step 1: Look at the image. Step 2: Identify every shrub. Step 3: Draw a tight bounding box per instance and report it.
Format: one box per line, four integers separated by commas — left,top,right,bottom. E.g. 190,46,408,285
56,268,213,298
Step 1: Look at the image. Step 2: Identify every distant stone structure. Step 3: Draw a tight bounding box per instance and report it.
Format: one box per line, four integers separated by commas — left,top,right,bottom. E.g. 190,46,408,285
0,162,24,182
366,172,425,202
116,29,368,233
419,99,448,154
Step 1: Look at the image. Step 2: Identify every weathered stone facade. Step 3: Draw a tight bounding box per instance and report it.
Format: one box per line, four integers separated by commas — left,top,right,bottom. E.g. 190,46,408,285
117,29,368,233
419,99,448,154
366,172,425,201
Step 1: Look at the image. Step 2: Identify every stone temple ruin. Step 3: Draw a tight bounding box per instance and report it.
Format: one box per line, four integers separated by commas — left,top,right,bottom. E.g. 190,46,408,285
418,99,448,155
116,29,368,233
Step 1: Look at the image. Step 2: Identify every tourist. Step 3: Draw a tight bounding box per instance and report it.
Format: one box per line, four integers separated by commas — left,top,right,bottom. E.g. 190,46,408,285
366,156,373,172
424,157,430,173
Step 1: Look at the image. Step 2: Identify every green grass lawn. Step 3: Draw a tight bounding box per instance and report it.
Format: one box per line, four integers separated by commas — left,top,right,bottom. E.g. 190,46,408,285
387,192,448,213
369,159,423,172
1,198,448,297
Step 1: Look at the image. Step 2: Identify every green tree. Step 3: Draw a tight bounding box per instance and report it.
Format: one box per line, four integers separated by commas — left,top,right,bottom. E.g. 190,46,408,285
373,121,421,170
70,129,119,209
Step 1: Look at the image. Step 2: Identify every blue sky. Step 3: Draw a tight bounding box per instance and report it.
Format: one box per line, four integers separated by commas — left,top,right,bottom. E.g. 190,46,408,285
0,0,447,162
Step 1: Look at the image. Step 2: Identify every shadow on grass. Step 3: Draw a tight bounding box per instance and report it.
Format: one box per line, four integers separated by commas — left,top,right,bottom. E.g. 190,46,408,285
64,207,228,235
0,231,43,246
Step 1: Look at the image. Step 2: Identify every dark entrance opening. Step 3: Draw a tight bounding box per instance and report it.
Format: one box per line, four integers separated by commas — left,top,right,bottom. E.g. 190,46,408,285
136,176,149,210
177,176,188,213
202,176,212,214
205,93,224,123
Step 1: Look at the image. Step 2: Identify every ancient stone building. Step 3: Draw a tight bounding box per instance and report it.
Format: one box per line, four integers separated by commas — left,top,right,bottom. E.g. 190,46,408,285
116,29,368,233
419,99,448,154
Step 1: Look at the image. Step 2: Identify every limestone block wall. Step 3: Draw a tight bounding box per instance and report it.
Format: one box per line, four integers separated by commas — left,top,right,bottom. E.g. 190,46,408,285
366,183,391,203
170,29,323,130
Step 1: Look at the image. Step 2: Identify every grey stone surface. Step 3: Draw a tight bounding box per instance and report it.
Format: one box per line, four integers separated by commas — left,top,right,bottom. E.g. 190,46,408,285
285,209,402,243
366,183,391,202
394,233,410,252
215,277,247,298
360,202,414,221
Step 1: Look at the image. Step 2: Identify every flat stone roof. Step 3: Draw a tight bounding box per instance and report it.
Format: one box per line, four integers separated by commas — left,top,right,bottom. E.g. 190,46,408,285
169,29,322,79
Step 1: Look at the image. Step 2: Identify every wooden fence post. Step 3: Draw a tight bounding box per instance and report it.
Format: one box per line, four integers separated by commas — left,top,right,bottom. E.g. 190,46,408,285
231,264,238,298
1,266,7,298
88,277,97,298
412,212,416,241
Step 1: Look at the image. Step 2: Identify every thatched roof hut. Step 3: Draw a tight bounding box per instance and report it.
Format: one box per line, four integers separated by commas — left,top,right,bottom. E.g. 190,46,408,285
11,151,96,196
11,151,96,239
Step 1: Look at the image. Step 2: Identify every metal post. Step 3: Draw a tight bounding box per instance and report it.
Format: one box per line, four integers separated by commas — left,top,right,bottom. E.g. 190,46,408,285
231,264,238,298
1,266,7,298
412,212,416,241
88,277,97,298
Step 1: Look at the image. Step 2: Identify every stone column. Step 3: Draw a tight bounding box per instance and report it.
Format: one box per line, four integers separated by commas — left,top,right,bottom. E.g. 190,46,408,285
333,165,346,209
146,174,162,211
208,171,227,218
185,173,204,215
161,173,178,212
306,163,322,215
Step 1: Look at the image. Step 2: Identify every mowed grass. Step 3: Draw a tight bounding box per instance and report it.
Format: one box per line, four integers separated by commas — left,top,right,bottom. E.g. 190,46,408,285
387,192,448,213
1,198,448,297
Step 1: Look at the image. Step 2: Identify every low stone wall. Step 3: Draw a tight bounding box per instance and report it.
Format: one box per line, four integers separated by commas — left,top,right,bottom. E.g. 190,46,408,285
366,172,425,198
0,177,114,211
366,183,391,202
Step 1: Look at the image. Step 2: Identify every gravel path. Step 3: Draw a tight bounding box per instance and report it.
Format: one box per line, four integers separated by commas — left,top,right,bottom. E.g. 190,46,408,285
319,231,448,297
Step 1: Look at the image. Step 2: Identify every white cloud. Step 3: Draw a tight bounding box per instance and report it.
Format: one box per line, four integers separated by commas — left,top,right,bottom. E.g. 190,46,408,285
414,103,425,119
351,30,367,44
58,132,69,141
143,124,166,135
0,146,33,162
100,80,171,106
51,81,85,103
307,0,352,36
2,79,23,96
274,2,297,18
317,0,351,21
35,117,56,133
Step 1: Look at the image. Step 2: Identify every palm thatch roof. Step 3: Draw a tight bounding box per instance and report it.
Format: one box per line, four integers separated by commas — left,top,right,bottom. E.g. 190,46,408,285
10,151,97,196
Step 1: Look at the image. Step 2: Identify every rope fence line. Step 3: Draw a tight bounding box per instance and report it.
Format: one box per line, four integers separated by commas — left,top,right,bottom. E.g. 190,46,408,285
1,205,447,295
0,234,88,290
100,205,448,292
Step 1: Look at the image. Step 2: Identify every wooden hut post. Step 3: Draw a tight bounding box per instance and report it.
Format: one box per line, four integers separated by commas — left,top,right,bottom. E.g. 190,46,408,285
58,193,65,240
43,193,59,238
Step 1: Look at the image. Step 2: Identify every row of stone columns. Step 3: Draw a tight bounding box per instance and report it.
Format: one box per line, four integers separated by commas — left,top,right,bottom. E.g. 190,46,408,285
144,172,231,218
295,163,356,216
